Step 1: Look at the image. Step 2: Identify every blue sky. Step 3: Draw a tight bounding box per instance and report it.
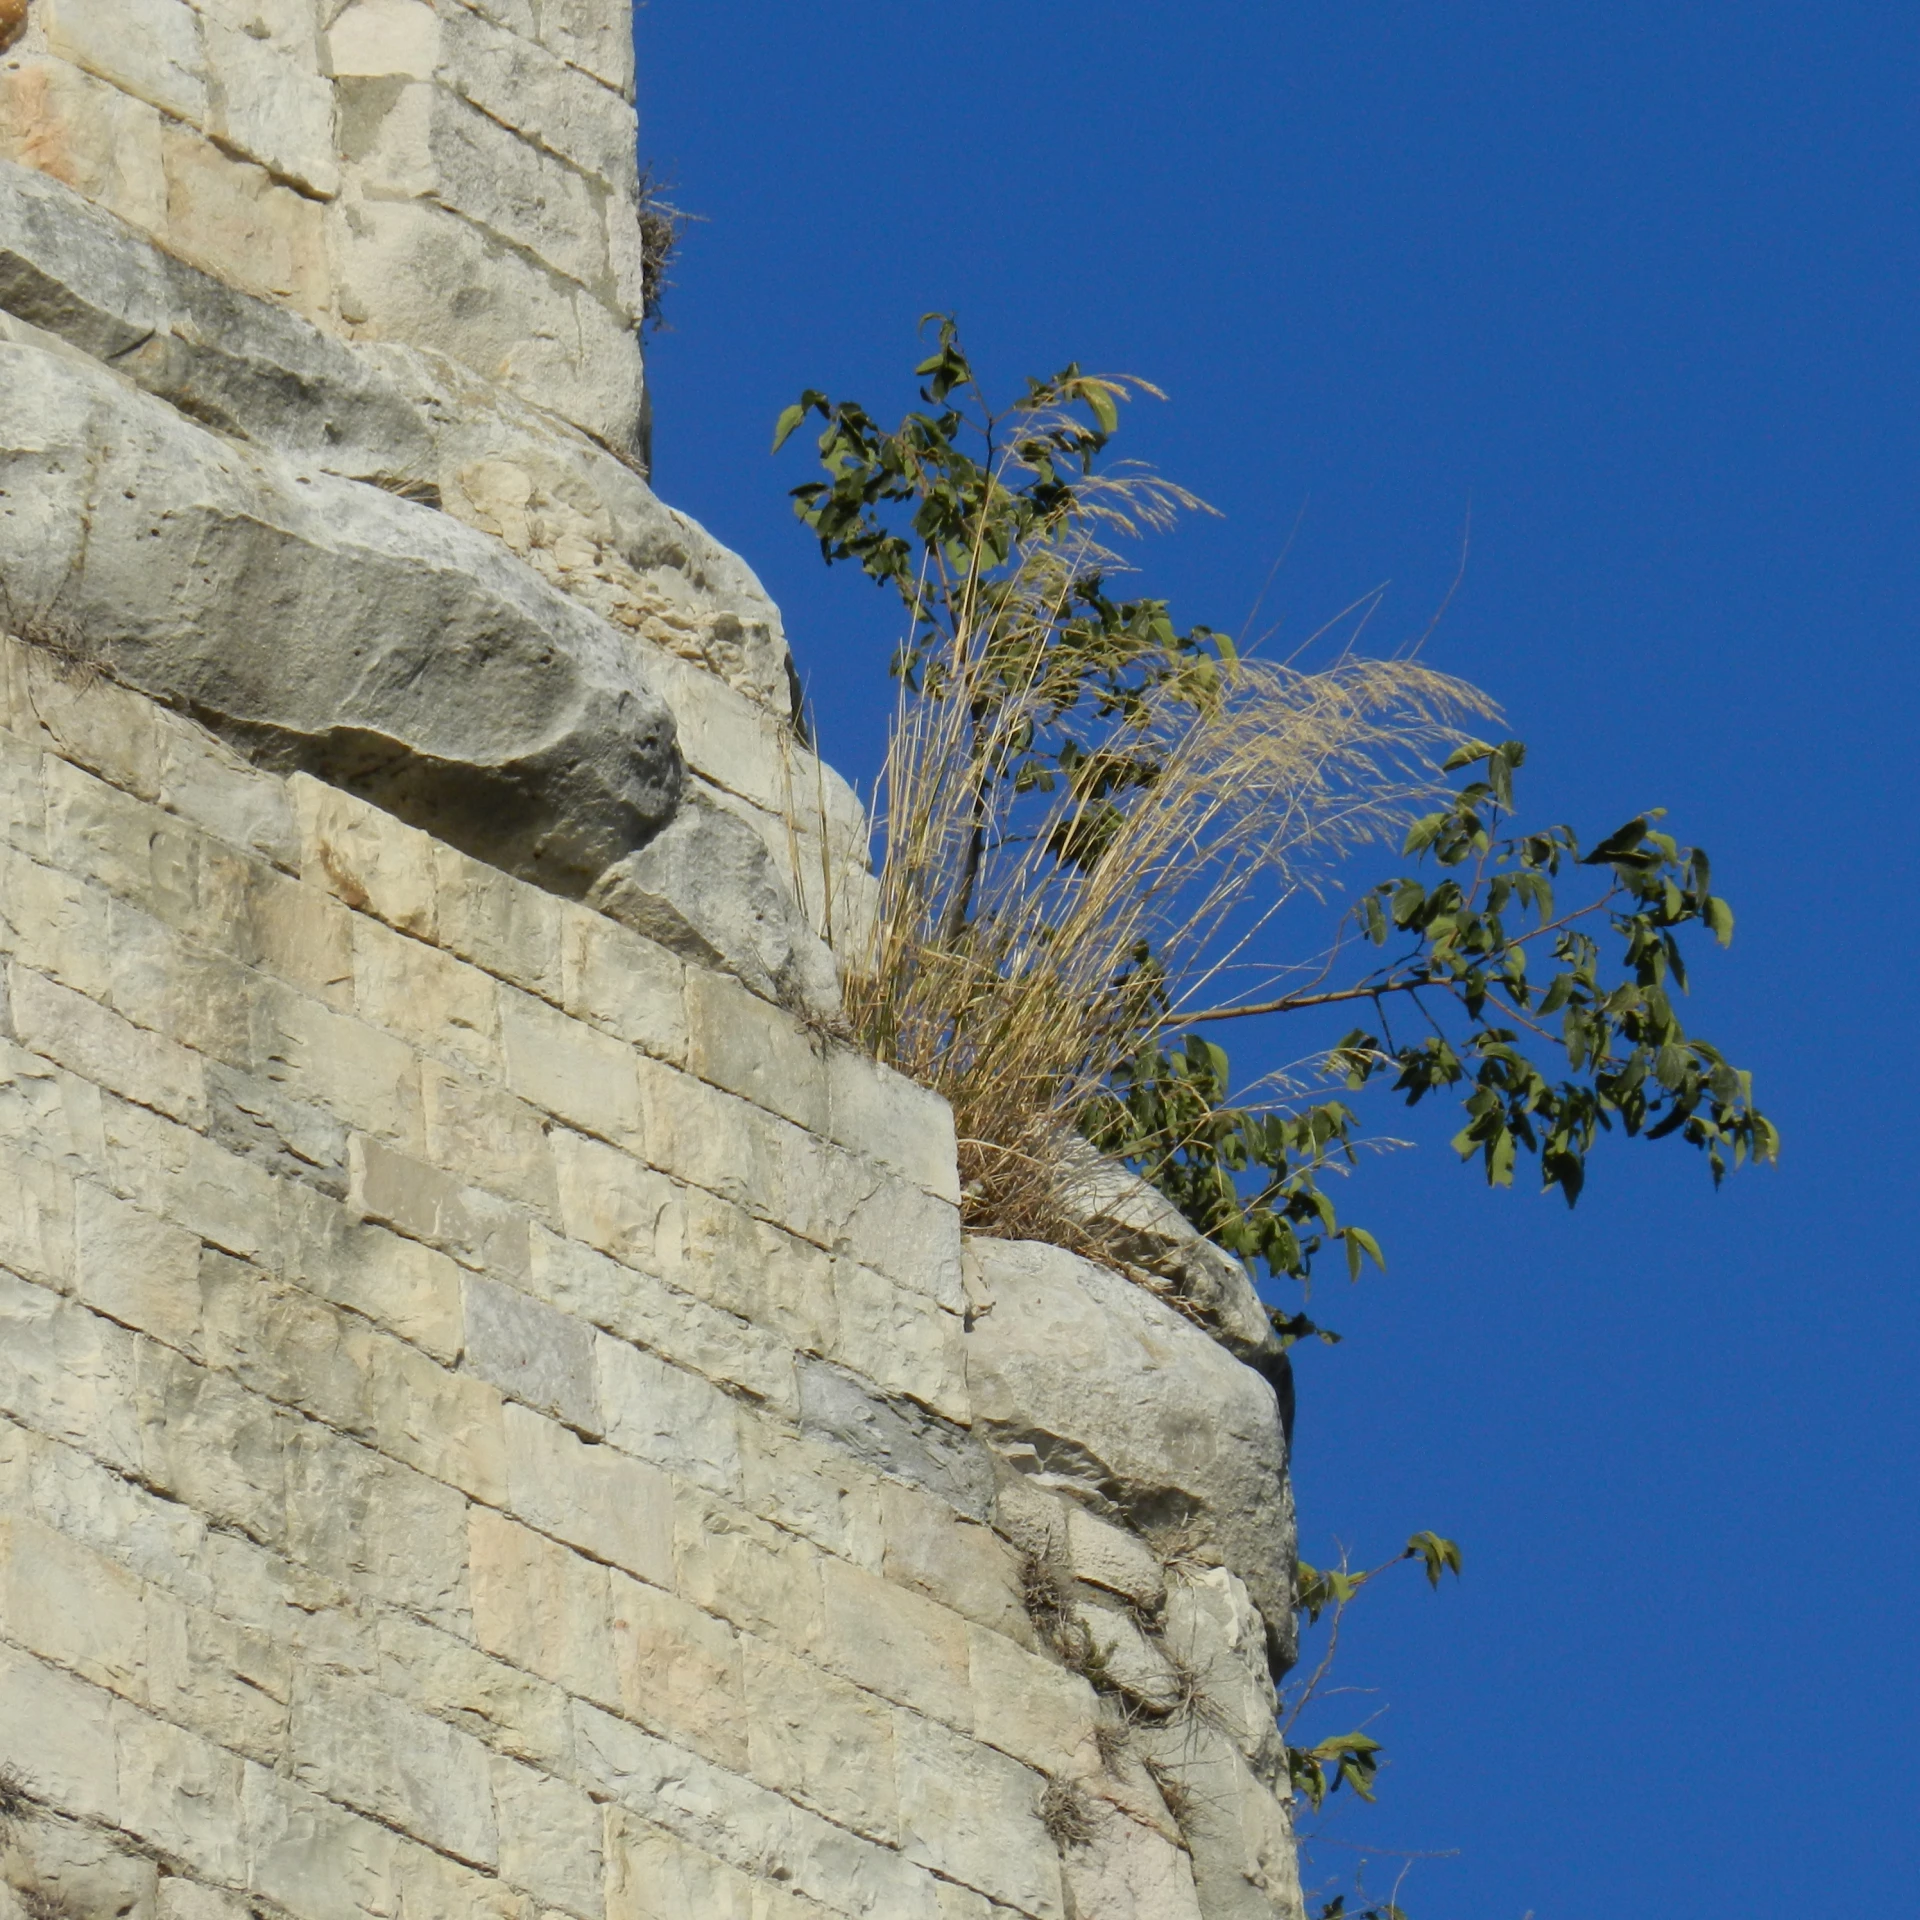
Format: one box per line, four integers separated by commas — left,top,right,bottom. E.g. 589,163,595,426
636,5,1918,1912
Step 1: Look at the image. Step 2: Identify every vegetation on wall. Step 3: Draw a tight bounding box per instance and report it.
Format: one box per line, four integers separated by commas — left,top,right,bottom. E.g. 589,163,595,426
775,319,1775,1911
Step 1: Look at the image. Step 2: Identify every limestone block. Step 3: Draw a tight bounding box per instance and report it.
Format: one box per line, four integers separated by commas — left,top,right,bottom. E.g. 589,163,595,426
0,1508,146,1701
327,0,438,77
1065,1505,1166,1612
0,1146,72,1292
604,1815,757,1920
744,1636,898,1843
433,839,565,1004
242,1756,405,1920
352,912,501,1082
549,1125,684,1276
279,1181,466,1364
826,1046,961,1206
1160,1568,1277,1761
818,1148,967,1312
469,1505,618,1708
0,840,112,1005
159,1881,254,1919
349,1133,531,1279
534,0,631,96
499,979,644,1142
631,1054,819,1229
877,1481,1028,1645
558,898,687,1060
817,1552,972,1732
1058,1796,1205,1920
464,1272,599,1431
283,1423,472,1632
526,1225,796,1414
0,1642,118,1823
0,1035,106,1174
738,1423,885,1573
686,964,826,1134
201,18,338,198
1,347,681,898
293,775,439,939
437,0,639,192
670,1487,824,1654
964,1235,1297,1670
292,1664,498,1867
0,1814,163,1920
115,1699,251,1887
420,1060,557,1217
0,1269,143,1475
135,1337,292,1542
828,1261,970,1424
967,1624,1095,1778
0,54,168,233
38,0,209,124
608,1567,749,1772
678,1202,839,1358
360,1308,510,1503
493,1756,604,1915
144,1580,293,1762
1073,1595,1183,1715
155,721,303,875
0,728,47,863
329,191,645,455
71,1184,201,1353
374,1608,577,1777
794,1356,994,1522
162,124,332,318
893,1711,1061,1920
504,1400,672,1586
595,1334,743,1496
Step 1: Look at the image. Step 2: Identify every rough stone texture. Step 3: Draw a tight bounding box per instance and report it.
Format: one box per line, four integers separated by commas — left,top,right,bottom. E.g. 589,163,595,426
0,0,1307,1907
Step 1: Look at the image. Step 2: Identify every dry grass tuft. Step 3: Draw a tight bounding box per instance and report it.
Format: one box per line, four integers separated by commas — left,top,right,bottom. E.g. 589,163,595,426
0,1763,32,1842
835,458,1492,1249
1038,1777,1097,1850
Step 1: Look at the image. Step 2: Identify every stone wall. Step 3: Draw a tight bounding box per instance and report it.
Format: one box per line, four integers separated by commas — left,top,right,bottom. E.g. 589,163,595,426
0,0,648,454
0,2,1307,1911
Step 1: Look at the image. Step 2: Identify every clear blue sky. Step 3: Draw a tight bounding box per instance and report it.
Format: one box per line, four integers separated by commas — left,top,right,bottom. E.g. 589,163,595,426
636,6,1918,1913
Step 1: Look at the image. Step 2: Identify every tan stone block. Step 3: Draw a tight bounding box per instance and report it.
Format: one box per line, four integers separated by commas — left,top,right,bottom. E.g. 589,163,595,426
558,900,686,1062
284,1423,471,1633
0,53,168,233
550,1125,684,1275
596,1335,741,1496
0,1268,142,1474
743,1637,897,1844
292,1665,498,1868
0,1140,76,1289
421,1060,556,1216
163,123,333,317
504,1401,671,1587
280,1181,465,1363
103,897,266,1074
879,1481,1028,1645
0,1036,106,1173
266,986,427,1153
158,1880,256,1920
499,981,643,1142
73,1181,203,1354
604,1812,755,1920
894,1712,1061,1920
243,1760,404,1920
39,0,209,123
153,721,301,876
1059,1797,1204,1920
826,1046,961,1205
738,1422,884,1573
203,16,338,197
327,0,438,78
493,1754,604,1916
237,868,355,1012
0,728,47,862
102,1095,283,1262
829,1261,970,1424
968,1626,1096,1779
431,840,563,1002
0,843,113,1002
671,1486,823,1654
348,1133,530,1279
15,652,166,804
136,1339,290,1543
0,1509,146,1701
535,0,632,95
686,966,826,1133
352,912,500,1081
373,1608,575,1776
12,961,209,1127
115,1696,251,1884
608,1568,747,1772
818,1146,965,1311
144,1581,292,1763
1066,1505,1166,1610
291,775,438,937
818,1553,973,1733
526,1226,797,1414
0,1641,118,1823
679,1203,839,1356
469,1505,617,1708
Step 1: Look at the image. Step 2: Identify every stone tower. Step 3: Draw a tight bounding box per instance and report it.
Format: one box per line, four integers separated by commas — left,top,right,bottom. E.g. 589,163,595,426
0,4,1308,1915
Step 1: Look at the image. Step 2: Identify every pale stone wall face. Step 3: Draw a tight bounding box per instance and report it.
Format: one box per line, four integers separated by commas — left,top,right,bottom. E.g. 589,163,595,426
0,0,649,455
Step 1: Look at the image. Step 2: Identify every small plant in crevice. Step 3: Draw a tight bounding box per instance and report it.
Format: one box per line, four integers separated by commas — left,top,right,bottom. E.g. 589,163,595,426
1091,1715,1134,1775
1141,1753,1200,1842
1038,1777,1097,1851
634,167,699,334
0,1763,32,1844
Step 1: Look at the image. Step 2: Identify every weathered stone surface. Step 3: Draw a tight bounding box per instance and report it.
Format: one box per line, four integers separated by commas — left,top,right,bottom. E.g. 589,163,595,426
0,336,683,896
965,1235,1298,1669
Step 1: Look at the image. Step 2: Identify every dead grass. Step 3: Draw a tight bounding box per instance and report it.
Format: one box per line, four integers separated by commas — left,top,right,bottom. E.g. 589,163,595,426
834,432,1493,1251
1038,1777,1096,1850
